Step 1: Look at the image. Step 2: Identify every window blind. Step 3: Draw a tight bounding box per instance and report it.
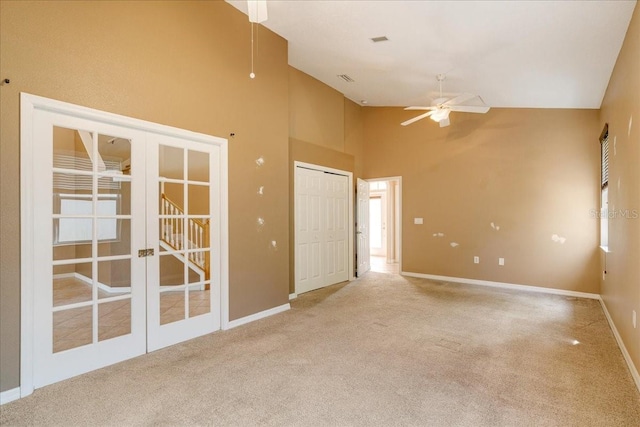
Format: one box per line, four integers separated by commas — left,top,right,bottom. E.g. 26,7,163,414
601,126,609,189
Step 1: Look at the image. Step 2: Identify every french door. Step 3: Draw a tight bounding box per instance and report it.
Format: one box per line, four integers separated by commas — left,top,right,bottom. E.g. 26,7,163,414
147,134,221,351
23,94,226,389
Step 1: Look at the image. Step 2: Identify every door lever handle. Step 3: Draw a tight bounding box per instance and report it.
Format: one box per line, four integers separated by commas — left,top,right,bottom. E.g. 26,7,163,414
138,248,154,257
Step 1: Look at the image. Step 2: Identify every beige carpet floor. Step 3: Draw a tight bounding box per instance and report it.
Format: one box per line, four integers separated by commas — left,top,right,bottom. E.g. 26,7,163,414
1,272,639,426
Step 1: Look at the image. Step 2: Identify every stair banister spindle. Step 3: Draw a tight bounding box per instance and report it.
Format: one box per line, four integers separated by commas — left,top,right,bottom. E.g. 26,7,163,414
199,225,203,264
171,204,175,247
162,197,167,240
190,220,194,263
178,215,182,250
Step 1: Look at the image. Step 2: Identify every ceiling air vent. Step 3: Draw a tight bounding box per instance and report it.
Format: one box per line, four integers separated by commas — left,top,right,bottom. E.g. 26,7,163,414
370,36,389,43
337,74,354,83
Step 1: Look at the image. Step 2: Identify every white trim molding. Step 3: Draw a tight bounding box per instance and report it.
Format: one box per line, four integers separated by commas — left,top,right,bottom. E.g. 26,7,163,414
0,387,21,405
289,293,297,300
225,303,290,330
366,176,403,273
20,93,36,398
401,272,600,300
599,298,640,393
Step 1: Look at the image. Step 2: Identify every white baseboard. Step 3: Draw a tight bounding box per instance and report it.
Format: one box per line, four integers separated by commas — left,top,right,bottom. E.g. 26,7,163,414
289,293,297,300
599,298,640,393
0,387,21,405
225,303,290,330
401,272,600,300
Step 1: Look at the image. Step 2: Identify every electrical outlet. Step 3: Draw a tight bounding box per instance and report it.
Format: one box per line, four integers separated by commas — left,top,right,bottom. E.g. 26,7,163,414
474,256,480,264
414,218,423,225
498,258,505,266
633,310,637,329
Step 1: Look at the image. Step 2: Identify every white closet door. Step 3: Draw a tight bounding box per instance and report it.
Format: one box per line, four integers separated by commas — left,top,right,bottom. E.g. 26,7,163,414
295,167,325,294
324,173,349,285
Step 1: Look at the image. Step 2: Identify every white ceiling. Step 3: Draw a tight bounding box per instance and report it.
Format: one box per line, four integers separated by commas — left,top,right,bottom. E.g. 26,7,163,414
228,0,636,109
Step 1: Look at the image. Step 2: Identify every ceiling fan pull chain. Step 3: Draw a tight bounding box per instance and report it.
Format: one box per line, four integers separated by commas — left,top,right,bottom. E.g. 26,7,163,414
250,23,256,79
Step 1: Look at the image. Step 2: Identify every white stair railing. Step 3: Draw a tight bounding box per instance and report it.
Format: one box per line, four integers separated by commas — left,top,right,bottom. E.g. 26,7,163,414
160,194,208,274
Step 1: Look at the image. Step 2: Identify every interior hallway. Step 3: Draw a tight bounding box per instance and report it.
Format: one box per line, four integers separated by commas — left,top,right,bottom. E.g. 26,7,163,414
370,255,399,274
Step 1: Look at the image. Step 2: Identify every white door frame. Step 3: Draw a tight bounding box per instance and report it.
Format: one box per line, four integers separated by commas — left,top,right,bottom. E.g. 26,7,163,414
356,178,370,277
20,93,229,397
294,161,354,292
366,177,402,271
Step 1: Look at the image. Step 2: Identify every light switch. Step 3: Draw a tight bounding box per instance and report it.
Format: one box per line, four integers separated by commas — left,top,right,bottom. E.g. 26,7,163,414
414,218,423,225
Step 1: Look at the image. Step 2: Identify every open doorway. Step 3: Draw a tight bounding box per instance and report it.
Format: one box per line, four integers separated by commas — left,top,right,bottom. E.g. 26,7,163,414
368,178,401,274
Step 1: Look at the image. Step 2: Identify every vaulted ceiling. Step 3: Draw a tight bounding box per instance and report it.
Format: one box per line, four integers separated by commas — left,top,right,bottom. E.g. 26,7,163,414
228,0,636,109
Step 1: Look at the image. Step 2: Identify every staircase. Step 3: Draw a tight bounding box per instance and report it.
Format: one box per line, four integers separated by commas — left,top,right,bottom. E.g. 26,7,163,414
160,194,209,285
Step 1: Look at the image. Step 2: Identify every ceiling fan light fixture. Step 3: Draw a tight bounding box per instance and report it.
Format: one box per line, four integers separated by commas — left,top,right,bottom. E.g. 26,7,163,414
400,74,487,127
247,0,268,23
430,108,450,122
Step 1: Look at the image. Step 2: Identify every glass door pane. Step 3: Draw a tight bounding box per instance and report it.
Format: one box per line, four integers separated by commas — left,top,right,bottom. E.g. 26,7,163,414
52,126,97,353
51,129,136,352
157,146,213,322
148,138,217,351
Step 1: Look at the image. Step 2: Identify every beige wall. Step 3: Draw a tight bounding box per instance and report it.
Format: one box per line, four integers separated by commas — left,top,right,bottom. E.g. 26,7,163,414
289,67,345,152
363,107,601,293
599,3,640,378
344,98,365,180
287,67,364,293
0,1,290,391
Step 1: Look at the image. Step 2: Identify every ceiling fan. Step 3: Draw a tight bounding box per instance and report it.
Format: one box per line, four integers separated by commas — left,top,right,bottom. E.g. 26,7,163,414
401,74,490,128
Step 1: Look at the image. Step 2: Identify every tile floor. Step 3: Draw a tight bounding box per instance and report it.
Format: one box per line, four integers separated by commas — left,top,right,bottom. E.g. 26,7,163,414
370,255,399,274
52,277,210,352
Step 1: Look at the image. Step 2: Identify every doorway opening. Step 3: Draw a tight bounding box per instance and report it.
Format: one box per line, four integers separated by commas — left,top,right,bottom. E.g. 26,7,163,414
368,178,401,274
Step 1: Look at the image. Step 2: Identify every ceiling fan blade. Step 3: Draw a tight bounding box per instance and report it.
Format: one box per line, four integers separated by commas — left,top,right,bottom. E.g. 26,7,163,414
404,106,437,111
443,93,477,107
449,105,490,113
401,111,435,126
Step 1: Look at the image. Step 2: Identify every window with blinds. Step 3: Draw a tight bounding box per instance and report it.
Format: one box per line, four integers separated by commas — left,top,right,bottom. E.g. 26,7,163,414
600,125,609,189
599,124,609,248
